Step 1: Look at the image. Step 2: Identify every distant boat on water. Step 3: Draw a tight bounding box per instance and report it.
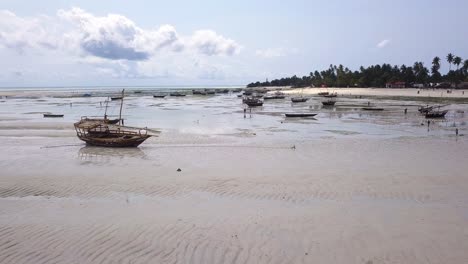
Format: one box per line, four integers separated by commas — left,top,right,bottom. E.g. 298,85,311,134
291,95,308,102
243,97,263,107
153,94,167,98
111,96,123,100
170,92,186,97
43,113,64,118
362,107,384,111
322,100,336,106
285,113,317,117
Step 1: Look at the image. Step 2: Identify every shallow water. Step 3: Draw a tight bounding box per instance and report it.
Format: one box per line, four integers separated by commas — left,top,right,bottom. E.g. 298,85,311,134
1,88,468,264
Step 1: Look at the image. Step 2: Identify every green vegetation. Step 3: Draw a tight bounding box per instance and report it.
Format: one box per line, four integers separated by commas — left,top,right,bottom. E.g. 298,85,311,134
247,54,468,88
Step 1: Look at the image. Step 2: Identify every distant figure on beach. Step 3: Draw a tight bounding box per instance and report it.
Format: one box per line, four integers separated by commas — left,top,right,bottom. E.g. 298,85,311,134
243,108,246,118
417,90,420,94
367,102,370,106
456,128,459,136
404,108,407,114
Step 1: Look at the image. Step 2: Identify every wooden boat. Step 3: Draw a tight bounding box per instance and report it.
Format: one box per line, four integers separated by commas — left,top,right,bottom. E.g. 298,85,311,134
243,97,263,107
74,90,154,148
317,92,329,96
82,93,92,97
74,121,151,147
169,92,186,97
425,110,448,118
291,97,308,103
192,90,203,95
323,93,337,98
153,94,167,98
215,89,229,94
134,90,142,94
205,90,216,95
362,107,384,111
322,100,336,106
111,96,123,100
285,113,317,117
44,114,64,118
418,104,449,114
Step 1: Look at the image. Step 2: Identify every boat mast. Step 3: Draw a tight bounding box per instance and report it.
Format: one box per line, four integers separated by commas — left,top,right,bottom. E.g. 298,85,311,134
119,89,125,125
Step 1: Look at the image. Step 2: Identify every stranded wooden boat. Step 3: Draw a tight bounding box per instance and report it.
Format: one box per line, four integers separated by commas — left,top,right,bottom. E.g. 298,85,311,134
323,93,337,98
362,107,384,111
291,97,308,103
111,96,123,100
317,92,329,96
74,121,151,147
425,110,448,118
74,90,154,148
44,114,64,118
153,94,167,98
285,113,317,117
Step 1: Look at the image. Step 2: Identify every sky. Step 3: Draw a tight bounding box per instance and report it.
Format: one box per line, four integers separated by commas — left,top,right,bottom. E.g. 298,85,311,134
0,0,467,87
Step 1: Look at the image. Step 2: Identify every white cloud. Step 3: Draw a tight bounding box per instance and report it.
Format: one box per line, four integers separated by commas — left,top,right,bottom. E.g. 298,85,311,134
376,39,390,48
255,47,297,58
0,7,241,61
189,30,241,56
0,8,248,85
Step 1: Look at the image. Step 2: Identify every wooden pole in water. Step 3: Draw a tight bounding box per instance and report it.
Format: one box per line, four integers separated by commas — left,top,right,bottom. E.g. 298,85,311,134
104,97,109,119
119,89,125,125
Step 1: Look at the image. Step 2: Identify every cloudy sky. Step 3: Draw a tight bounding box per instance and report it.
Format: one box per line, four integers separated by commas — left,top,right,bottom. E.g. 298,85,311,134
0,0,467,87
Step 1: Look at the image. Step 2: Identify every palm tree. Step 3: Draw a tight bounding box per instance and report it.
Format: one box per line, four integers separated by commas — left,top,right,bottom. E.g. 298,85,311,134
463,59,468,75
432,56,440,68
447,53,454,71
454,56,462,70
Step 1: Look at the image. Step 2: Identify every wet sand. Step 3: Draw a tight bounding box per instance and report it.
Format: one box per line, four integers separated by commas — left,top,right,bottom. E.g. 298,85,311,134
1,88,468,263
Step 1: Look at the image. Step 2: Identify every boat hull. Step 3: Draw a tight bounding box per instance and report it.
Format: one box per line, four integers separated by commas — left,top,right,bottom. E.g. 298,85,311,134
77,134,151,147
362,107,384,111
285,113,317,117
44,114,64,118
291,97,308,103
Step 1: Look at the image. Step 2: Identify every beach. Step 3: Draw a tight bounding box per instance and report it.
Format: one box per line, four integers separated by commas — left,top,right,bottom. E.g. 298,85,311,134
1,87,468,264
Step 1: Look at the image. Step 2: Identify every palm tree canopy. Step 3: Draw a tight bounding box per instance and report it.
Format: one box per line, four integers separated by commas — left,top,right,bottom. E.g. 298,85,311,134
447,53,454,63
454,56,462,66
432,56,440,66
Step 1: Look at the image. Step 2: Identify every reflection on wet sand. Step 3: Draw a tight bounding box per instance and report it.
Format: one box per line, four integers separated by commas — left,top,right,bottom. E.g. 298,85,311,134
78,146,148,164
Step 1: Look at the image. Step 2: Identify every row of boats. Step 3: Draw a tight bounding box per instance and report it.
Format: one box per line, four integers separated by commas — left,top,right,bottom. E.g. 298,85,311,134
109,89,242,100
241,91,337,107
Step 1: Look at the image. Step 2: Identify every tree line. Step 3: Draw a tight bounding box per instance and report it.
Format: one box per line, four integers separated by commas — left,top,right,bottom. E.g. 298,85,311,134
247,54,468,88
